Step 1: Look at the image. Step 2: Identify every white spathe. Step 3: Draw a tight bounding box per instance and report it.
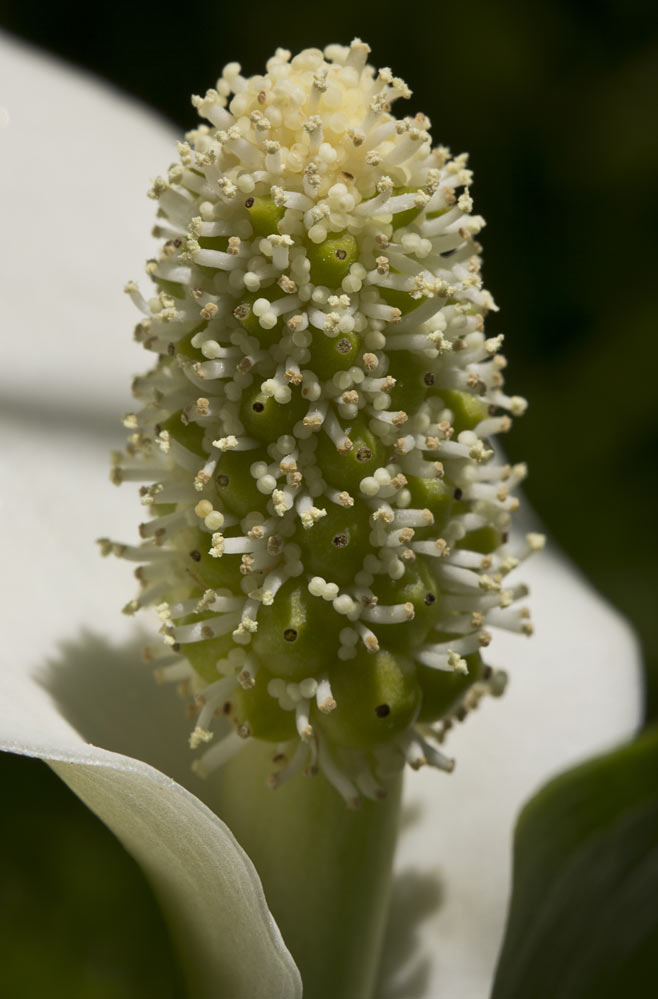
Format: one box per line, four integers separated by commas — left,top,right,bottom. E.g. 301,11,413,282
0,32,643,999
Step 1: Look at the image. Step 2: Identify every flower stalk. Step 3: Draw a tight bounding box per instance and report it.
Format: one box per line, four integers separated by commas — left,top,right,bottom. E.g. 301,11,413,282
217,740,403,999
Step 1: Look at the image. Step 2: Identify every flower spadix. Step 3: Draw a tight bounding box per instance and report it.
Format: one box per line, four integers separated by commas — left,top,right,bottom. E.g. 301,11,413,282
101,39,543,807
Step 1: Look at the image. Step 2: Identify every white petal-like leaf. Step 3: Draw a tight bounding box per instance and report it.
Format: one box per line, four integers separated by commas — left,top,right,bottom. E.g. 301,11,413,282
0,32,301,999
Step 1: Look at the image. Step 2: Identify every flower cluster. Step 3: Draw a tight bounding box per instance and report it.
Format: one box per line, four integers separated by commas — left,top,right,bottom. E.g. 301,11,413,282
100,39,543,805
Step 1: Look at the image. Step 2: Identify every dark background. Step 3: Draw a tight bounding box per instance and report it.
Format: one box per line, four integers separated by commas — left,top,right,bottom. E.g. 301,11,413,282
1,1,657,994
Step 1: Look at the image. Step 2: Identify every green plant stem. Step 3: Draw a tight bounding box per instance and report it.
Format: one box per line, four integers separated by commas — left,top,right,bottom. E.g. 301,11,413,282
217,741,403,999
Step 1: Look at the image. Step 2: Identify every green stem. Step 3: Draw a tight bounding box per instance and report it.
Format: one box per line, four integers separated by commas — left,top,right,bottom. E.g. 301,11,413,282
217,741,403,999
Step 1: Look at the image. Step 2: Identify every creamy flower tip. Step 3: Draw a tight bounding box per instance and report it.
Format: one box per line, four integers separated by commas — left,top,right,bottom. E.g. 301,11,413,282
102,40,542,806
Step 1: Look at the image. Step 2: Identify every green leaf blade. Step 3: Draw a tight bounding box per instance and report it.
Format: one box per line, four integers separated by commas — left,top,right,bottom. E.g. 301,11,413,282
492,727,658,999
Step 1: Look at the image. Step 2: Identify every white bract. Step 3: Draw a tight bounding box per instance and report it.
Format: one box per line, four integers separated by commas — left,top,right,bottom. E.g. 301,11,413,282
0,31,643,999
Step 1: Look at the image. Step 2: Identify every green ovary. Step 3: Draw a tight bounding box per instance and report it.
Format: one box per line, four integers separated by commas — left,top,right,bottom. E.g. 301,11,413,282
318,648,421,751
307,232,358,287
233,670,298,742
158,411,207,456
213,449,269,518
372,561,441,650
252,580,338,679
245,195,286,238
184,632,237,685
239,385,306,442
416,652,484,722
407,476,454,525
234,287,288,345
295,503,372,587
440,389,489,432
457,526,502,555
310,328,361,373
184,528,245,590
388,354,437,410
198,235,229,251
173,323,208,361
315,416,386,495
154,277,186,300
379,286,422,315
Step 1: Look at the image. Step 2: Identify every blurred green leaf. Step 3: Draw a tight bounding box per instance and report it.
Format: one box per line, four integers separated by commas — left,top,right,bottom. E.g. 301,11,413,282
492,726,658,999
0,755,186,999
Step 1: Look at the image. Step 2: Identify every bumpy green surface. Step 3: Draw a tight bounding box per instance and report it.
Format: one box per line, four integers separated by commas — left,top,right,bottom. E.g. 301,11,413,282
107,41,531,799
318,649,421,751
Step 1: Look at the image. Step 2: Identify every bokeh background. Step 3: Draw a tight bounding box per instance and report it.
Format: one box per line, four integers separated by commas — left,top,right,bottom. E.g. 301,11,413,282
1,1,656,994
